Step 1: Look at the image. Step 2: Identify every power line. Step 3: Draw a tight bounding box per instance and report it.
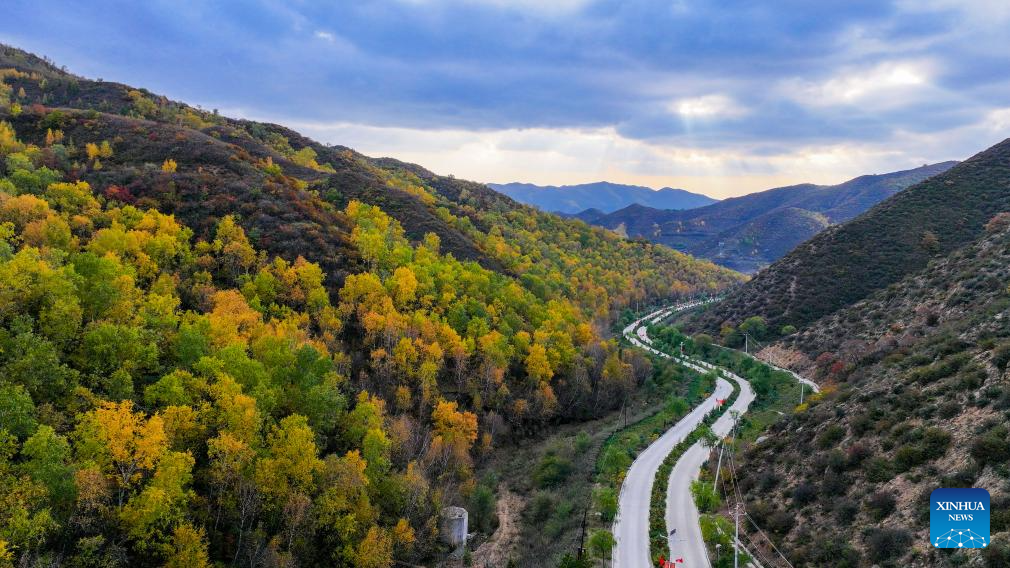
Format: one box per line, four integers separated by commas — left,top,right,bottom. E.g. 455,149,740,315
725,443,795,568
713,444,776,568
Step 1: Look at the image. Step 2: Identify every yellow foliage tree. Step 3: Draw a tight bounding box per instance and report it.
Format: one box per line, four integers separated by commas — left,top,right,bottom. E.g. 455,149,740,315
0,122,21,155
525,343,553,383
432,399,478,452
166,524,210,568
75,401,168,505
354,526,393,568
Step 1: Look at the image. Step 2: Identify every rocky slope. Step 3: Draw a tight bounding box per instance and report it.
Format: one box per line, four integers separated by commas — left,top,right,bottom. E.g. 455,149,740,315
734,215,1010,566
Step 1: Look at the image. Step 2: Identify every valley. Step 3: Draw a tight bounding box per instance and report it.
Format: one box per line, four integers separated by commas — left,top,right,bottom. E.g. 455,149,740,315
579,163,956,273
2,3,1008,568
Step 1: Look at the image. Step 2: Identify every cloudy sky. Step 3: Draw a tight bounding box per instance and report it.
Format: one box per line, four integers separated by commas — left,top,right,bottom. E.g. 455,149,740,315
4,1,1010,197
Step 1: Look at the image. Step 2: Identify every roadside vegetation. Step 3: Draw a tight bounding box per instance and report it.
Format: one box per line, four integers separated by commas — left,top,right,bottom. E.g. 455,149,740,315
648,322,802,441
648,380,740,564
474,354,713,567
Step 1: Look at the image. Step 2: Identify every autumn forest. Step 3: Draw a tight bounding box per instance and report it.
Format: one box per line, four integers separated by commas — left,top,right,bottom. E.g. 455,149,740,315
0,46,740,567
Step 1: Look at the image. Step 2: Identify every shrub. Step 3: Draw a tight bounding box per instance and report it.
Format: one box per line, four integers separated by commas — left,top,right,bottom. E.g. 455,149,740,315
599,445,631,481
791,482,818,507
845,443,870,467
816,424,846,449
573,431,591,454
526,492,554,525
866,491,896,521
806,534,860,568
820,470,848,497
765,508,795,535
938,401,960,418
864,457,894,483
864,527,911,563
545,499,574,537
470,483,496,533
921,427,951,457
699,514,734,551
993,342,1010,370
594,487,618,522
983,538,1010,568
690,480,721,513
834,499,858,524
534,453,573,488
970,425,1010,466
557,554,593,568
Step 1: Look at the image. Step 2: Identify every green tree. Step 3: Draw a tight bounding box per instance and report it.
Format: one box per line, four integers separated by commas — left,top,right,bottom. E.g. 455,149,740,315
594,487,617,522
0,383,37,439
254,415,322,507
738,316,767,340
21,426,75,511
587,529,615,558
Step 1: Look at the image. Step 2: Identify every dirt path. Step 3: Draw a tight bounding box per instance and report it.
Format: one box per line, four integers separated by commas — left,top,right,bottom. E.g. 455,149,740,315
470,487,524,567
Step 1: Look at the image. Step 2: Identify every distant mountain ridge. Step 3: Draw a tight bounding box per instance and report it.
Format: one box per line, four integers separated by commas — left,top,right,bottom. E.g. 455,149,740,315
694,144,1008,333
488,180,717,214
586,162,957,272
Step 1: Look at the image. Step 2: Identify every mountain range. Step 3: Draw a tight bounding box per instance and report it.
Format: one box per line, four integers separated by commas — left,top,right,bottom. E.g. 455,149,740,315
683,134,1010,566
583,162,957,272
487,180,717,214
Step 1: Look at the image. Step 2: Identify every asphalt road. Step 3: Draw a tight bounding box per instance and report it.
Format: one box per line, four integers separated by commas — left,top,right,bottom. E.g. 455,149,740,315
615,300,819,567
612,302,731,568
664,365,754,567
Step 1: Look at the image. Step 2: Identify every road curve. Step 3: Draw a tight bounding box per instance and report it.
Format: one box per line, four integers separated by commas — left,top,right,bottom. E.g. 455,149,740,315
616,301,818,567
665,365,754,567
721,345,820,395
612,302,735,568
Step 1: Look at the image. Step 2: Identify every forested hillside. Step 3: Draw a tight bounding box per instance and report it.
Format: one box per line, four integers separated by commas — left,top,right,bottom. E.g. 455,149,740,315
0,45,741,567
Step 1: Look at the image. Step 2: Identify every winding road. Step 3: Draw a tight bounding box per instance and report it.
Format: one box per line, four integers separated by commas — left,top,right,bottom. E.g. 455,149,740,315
664,364,753,567
613,301,816,568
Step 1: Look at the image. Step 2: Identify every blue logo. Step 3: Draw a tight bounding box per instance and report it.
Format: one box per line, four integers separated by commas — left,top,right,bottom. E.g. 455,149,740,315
930,488,990,549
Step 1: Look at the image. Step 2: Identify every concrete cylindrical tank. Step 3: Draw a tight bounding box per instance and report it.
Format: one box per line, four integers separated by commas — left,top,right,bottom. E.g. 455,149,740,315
440,506,468,548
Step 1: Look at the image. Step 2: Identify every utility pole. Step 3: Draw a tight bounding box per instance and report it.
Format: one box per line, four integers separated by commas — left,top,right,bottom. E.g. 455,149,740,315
799,382,805,405
713,442,725,488
577,507,588,560
744,333,749,355
730,409,740,568
734,502,740,568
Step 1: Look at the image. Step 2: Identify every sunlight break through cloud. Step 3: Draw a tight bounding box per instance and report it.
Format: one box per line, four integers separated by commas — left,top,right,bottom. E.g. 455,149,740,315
276,118,981,199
